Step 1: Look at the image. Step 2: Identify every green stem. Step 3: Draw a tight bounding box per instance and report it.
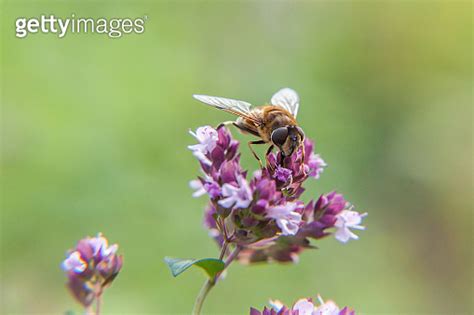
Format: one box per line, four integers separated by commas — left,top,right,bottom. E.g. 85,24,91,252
94,283,103,315
191,246,241,315
192,278,214,315
95,294,102,315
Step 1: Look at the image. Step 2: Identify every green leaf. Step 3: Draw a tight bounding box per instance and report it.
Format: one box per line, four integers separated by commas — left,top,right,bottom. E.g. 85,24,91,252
164,257,225,279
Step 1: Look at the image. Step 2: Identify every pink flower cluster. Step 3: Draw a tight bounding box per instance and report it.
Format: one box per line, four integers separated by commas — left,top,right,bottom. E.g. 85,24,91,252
250,295,355,315
189,125,367,263
61,233,123,307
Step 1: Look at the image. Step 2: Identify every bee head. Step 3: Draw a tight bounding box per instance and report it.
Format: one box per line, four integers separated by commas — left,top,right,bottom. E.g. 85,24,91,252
271,126,305,157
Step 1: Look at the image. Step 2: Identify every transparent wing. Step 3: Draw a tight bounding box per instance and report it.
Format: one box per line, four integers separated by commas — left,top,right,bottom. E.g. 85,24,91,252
193,94,258,122
270,88,300,118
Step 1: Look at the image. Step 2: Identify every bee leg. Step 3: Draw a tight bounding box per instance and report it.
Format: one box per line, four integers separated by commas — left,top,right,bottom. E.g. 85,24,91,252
233,122,260,137
265,145,275,170
266,145,274,156
300,143,307,176
216,121,235,129
248,140,265,169
278,152,285,165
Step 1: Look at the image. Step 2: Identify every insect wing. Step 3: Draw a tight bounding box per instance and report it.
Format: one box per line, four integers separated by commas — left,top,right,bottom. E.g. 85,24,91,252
270,88,300,118
193,94,252,116
192,94,262,125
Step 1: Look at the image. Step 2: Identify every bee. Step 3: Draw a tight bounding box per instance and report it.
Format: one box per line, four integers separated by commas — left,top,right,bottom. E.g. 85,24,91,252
193,88,305,166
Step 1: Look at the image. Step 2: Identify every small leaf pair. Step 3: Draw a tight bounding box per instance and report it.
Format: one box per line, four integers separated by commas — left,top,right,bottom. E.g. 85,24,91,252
164,257,225,279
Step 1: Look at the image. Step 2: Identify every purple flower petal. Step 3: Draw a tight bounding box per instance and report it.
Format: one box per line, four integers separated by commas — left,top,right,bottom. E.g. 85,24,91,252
62,251,87,273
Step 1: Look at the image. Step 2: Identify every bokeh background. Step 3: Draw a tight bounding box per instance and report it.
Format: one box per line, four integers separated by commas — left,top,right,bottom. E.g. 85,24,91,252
1,1,472,314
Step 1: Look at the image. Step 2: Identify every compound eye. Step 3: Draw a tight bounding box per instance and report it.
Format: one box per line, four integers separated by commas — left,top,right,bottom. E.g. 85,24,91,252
296,126,305,140
271,127,289,146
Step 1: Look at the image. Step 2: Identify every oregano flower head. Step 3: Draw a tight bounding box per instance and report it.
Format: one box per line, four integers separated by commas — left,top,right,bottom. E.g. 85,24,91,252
189,125,367,263
250,295,355,315
61,233,123,307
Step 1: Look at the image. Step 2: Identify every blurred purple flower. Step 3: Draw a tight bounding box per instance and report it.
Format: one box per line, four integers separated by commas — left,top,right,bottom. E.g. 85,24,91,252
264,138,326,200
190,179,207,197
273,166,293,183
189,125,366,264
219,174,253,208
334,209,367,243
62,251,87,273
304,140,327,179
239,192,366,263
250,295,355,315
266,202,303,236
188,126,219,165
61,233,123,308
190,175,222,199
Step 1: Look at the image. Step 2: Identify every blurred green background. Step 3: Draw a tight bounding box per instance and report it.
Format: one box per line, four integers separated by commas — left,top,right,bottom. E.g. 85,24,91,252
1,1,472,314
